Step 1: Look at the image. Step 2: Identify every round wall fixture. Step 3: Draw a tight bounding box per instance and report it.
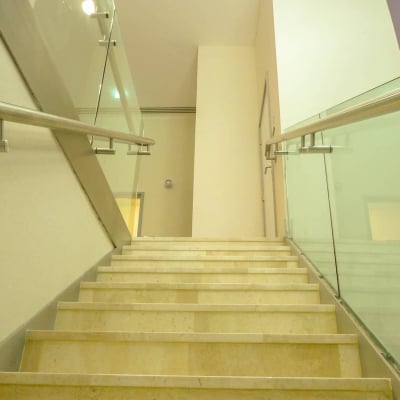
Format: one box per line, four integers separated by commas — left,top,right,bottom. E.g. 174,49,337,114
164,179,173,188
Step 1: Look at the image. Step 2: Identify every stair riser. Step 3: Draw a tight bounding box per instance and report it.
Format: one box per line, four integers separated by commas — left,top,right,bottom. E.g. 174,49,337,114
111,260,299,268
21,340,361,377
131,239,284,246
96,272,308,284
0,385,390,400
122,250,292,256
54,309,337,334
78,288,320,304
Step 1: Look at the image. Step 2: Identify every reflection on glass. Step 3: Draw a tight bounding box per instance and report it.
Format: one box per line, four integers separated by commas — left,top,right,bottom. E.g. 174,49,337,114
30,0,115,123
284,136,338,292
81,0,96,16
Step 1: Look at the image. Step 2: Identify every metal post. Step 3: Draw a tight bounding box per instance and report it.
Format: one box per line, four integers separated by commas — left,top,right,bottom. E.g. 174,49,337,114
95,137,116,155
0,119,9,153
310,132,316,147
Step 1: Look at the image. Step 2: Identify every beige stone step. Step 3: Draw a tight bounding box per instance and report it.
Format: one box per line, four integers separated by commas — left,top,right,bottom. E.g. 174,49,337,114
20,331,361,377
97,266,308,284
123,249,293,257
123,244,292,256
131,237,284,246
0,373,392,400
111,254,299,268
54,303,337,334
79,282,320,304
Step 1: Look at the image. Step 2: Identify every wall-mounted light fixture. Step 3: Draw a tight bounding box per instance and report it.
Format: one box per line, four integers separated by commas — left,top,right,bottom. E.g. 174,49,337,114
164,179,173,189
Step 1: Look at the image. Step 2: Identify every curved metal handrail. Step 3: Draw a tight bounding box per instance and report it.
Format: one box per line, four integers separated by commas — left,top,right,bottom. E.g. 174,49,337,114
265,88,400,145
0,101,155,146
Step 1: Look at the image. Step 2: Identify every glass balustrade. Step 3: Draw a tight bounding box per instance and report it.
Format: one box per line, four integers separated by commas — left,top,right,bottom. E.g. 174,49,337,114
283,78,400,368
323,109,400,368
29,0,115,123
30,0,146,237
284,135,339,293
92,11,145,237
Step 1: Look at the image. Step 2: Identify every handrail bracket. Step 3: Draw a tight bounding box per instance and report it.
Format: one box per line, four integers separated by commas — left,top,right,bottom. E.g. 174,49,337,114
0,119,9,153
95,137,116,155
127,144,151,156
265,143,289,161
299,133,333,154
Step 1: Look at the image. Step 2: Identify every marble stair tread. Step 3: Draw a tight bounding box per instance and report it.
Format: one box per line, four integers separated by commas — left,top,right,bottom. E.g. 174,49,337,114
122,250,293,257
122,245,292,256
96,266,308,283
20,331,361,377
80,282,318,290
111,255,298,268
123,244,291,251
112,254,298,261
24,330,358,343
57,302,334,312
0,373,392,399
25,330,358,344
55,302,337,334
98,265,305,274
131,237,283,243
78,282,320,304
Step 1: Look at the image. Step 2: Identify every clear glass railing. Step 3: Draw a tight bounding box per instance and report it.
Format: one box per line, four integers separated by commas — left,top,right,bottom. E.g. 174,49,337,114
284,77,400,368
30,0,145,236
92,11,145,236
30,0,115,122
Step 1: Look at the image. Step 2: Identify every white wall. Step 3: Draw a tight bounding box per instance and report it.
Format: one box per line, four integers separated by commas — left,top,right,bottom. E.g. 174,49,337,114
273,0,400,129
0,39,113,343
192,46,264,237
139,113,195,237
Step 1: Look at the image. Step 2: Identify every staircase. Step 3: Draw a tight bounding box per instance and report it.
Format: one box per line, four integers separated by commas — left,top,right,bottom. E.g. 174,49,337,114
0,237,392,399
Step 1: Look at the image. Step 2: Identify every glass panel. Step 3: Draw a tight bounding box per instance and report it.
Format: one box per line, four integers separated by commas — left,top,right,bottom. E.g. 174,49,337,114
324,77,400,116
284,135,339,292
30,0,115,123
100,12,143,135
92,12,144,237
283,114,321,133
323,110,400,365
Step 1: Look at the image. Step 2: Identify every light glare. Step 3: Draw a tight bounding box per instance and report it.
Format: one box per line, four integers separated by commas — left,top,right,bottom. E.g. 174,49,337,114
113,89,120,100
81,0,95,15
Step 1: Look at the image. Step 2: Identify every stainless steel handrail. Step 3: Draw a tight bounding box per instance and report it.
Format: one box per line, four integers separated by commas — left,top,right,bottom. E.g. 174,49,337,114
265,88,400,145
0,101,155,146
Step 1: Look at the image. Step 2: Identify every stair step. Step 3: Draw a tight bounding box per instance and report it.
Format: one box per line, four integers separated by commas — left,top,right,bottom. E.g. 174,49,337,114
20,331,361,377
131,237,284,245
123,249,293,256
79,282,320,304
55,303,337,334
0,373,392,400
123,244,292,256
125,243,290,250
97,266,308,284
111,254,299,268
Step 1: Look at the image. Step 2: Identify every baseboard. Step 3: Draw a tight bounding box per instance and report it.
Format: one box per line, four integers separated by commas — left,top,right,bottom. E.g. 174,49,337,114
0,249,114,372
286,238,400,400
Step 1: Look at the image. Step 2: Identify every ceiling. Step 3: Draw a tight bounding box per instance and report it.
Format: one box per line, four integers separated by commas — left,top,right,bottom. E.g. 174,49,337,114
114,0,261,108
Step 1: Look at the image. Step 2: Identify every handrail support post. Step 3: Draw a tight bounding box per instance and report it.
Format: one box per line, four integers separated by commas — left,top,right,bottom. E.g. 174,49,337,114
95,137,116,155
127,143,151,156
310,132,316,147
299,132,333,154
0,119,9,153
